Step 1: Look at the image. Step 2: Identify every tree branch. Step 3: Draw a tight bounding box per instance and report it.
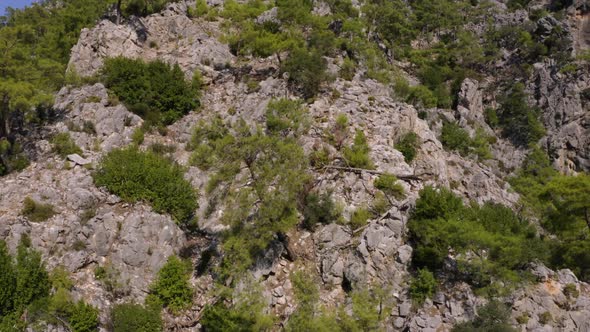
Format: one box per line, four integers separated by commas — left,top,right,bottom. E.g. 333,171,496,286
322,165,422,181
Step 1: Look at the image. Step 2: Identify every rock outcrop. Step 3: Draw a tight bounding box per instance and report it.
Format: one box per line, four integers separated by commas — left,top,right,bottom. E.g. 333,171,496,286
1,1,589,331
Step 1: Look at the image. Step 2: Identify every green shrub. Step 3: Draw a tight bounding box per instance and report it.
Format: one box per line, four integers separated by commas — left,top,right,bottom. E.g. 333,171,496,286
200,278,275,331
265,98,309,137
102,57,199,126
409,186,547,290
282,47,330,99
441,123,492,159
148,142,176,155
13,237,51,312
372,191,391,215
112,303,163,332
22,197,56,222
343,130,374,169
516,313,530,324
0,241,16,316
563,283,579,299
51,132,82,158
412,186,462,222
349,207,371,229
339,58,356,81
131,127,145,145
122,0,170,17
327,114,349,150
309,146,331,168
197,122,309,279
452,300,515,332
302,192,340,230
498,83,545,146
149,256,193,312
395,132,419,162
441,122,471,155
374,173,404,200
485,108,499,128
69,301,99,332
93,147,197,223
409,269,437,305
188,0,209,18
407,85,437,108
538,311,552,325
393,77,412,100
471,128,493,160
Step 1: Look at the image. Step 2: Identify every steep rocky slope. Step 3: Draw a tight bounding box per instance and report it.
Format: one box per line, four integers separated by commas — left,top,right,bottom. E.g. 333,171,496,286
1,0,590,331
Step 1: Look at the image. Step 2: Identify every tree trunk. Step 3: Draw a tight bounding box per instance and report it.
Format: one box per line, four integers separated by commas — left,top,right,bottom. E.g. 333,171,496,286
116,0,122,25
0,93,10,139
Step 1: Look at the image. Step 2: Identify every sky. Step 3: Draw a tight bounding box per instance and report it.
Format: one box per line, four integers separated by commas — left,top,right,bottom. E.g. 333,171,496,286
2,0,38,14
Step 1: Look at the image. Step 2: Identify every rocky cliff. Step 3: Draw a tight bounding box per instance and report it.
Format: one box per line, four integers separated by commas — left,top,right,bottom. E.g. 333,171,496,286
1,0,589,331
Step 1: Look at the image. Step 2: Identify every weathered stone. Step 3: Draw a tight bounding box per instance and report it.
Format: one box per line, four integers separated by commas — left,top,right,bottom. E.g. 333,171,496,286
399,302,412,317
67,154,91,166
397,245,413,264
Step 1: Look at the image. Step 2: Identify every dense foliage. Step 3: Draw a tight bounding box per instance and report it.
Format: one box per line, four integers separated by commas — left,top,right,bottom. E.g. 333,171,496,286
510,149,590,281
409,186,547,295
302,192,341,231
21,197,56,222
189,111,310,279
452,300,515,332
148,256,193,312
200,278,275,331
409,269,437,305
93,147,197,223
101,57,200,126
497,83,545,146
51,132,83,158
0,0,115,174
111,302,163,332
395,132,420,163
285,271,390,331
343,130,374,169
441,123,492,159
0,238,98,331
121,0,171,17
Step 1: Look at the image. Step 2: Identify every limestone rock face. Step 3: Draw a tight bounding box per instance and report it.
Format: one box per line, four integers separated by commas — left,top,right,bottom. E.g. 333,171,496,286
529,62,590,172
2,0,590,331
68,7,234,78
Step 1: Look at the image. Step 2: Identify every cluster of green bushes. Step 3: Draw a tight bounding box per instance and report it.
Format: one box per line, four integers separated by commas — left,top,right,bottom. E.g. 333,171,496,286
265,98,310,137
107,255,191,330
0,0,117,175
284,271,391,331
409,269,437,305
101,57,200,126
218,0,393,97
440,123,493,159
111,302,162,332
452,300,515,332
374,173,405,200
189,112,310,279
51,132,83,158
147,256,193,312
510,148,590,281
496,83,545,146
302,191,341,231
343,130,374,169
22,197,56,222
200,277,275,331
395,132,420,163
0,237,98,332
408,186,547,296
93,147,197,223
0,140,29,176
120,0,170,17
